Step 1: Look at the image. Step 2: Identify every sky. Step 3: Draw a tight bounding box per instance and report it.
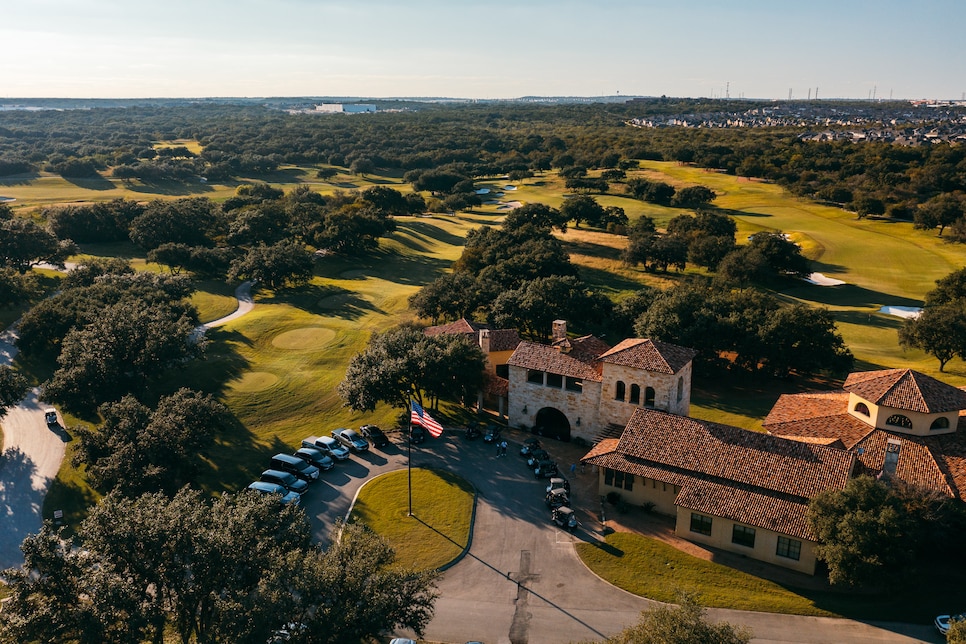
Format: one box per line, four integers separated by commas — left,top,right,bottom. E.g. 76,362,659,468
1,0,964,100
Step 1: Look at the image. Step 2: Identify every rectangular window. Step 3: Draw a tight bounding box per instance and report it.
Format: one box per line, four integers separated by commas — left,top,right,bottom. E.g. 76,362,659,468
690,513,712,536
604,468,614,486
623,473,634,491
565,376,583,392
496,364,509,379
732,524,756,548
546,372,563,388
614,471,625,488
527,369,544,384
776,536,801,561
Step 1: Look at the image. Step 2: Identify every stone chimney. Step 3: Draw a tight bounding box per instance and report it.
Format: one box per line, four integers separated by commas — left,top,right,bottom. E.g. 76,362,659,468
552,320,568,342
479,329,490,354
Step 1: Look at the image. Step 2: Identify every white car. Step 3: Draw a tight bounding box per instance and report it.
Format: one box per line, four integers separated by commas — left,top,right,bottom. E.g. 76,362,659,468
302,435,350,460
936,612,965,636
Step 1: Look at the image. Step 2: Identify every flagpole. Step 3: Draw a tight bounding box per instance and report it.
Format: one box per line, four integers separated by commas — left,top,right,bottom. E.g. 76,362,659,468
407,400,413,517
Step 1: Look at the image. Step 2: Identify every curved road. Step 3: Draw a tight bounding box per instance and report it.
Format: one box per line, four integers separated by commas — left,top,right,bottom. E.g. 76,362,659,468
0,281,254,570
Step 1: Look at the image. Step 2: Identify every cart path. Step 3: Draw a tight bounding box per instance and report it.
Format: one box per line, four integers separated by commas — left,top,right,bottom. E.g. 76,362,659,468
0,280,255,569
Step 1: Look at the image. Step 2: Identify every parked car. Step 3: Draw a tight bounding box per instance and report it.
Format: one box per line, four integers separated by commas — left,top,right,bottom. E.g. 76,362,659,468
410,425,426,445
483,424,501,443
293,447,334,471
520,437,541,456
936,612,965,636
302,435,350,460
546,476,570,495
551,505,578,532
331,427,369,452
534,460,558,478
527,449,550,469
247,481,300,506
359,424,389,448
260,469,309,495
464,423,482,440
270,453,320,482
44,409,58,426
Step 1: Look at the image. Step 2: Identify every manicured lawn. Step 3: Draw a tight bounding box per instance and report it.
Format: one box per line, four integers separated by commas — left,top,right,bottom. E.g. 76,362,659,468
576,532,964,623
349,468,475,571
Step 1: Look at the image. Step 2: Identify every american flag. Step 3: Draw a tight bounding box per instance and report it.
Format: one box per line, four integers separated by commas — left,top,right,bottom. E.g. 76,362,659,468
410,400,443,437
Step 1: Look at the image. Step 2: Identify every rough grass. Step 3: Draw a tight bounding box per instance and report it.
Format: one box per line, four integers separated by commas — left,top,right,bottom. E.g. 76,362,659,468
349,468,475,571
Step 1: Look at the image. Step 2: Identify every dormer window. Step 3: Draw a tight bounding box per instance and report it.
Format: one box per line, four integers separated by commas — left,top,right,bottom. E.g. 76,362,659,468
883,438,901,475
886,414,912,430
854,402,870,416
930,417,950,431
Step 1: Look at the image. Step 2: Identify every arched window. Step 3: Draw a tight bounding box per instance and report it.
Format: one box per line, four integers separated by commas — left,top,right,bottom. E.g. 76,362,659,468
644,387,655,407
930,417,950,431
677,377,684,402
630,384,641,405
615,381,626,402
886,414,913,429
854,402,870,416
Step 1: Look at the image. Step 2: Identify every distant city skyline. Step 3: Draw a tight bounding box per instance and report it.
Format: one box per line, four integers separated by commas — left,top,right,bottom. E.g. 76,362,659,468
2,0,963,100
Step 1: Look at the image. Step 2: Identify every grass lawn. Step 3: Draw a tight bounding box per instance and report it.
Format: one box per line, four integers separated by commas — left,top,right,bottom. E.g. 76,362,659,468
576,532,964,623
348,468,475,571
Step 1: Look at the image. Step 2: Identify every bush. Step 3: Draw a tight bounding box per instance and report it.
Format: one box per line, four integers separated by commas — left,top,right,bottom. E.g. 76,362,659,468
606,491,621,505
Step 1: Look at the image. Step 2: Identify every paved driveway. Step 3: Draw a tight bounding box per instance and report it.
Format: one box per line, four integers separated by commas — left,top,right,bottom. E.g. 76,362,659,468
303,429,940,644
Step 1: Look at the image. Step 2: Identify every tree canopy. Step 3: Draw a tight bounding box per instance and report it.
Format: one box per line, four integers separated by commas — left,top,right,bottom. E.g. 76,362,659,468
0,490,438,644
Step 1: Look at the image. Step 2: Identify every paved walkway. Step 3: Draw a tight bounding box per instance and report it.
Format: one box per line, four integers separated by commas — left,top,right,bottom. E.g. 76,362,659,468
0,280,255,570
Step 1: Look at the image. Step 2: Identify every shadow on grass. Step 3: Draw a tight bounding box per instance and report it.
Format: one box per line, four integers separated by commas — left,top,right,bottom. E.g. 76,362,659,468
395,219,468,249
261,283,380,321
63,175,116,191
711,205,773,219
579,265,653,295
832,309,906,331
783,282,923,308
561,237,624,262
125,179,214,196
0,172,41,186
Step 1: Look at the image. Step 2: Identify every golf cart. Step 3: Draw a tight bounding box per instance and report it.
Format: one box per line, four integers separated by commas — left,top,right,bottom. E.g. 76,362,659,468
545,488,570,509
520,437,541,456
551,506,578,532
546,476,570,495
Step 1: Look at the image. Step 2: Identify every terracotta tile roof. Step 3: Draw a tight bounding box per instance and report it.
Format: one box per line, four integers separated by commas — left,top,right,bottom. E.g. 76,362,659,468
486,329,521,352
583,447,821,540
676,480,816,541
617,409,855,498
926,428,966,498
844,369,966,413
764,391,873,448
551,334,612,364
483,373,509,397
851,430,953,495
424,318,484,337
582,438,619,461
508,340,604,382
599,338,697,374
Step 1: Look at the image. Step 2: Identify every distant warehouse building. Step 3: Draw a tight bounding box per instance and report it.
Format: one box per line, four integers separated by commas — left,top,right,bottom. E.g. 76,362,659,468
314,103,377,114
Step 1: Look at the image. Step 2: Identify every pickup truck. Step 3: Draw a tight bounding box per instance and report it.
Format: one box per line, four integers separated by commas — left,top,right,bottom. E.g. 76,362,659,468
301,435,350,460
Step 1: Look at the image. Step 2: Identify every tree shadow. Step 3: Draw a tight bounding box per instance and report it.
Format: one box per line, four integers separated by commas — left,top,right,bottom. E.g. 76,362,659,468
0,447,44,568
782,283,923,309
125,179,214,196
260,283,380,321
63,175,116,191
0,172,41,186
395,219,468,248
710,205,773,219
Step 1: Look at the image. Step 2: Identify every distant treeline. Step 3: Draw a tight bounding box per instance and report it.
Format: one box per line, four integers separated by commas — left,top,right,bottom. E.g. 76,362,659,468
1,100,965,225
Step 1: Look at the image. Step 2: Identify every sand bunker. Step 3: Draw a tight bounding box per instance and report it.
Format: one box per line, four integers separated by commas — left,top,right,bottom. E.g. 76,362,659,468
806,273,847,286
497,201,523,210
503,185,518,191
230,371,279,393
0,196,15,203
272,327,337,350
475,188,490,195
879,306,922,319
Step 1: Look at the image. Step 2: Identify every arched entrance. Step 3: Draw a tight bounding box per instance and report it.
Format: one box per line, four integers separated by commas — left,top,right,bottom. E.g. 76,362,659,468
533,407,571,442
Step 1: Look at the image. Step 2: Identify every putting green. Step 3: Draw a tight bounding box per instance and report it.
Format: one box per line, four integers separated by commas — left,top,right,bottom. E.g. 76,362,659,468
229,371,279,393
271,327,337,350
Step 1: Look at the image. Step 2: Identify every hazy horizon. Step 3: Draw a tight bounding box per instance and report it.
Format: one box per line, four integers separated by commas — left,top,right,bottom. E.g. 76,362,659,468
3,0,964,101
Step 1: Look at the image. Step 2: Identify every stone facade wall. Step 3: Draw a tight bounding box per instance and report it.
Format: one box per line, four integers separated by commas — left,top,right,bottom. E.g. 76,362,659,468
598,362,692,428
508,364,601,440
673,507,818,575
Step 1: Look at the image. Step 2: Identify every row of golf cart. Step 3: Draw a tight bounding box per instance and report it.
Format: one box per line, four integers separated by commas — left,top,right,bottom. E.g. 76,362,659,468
520,438,579,532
